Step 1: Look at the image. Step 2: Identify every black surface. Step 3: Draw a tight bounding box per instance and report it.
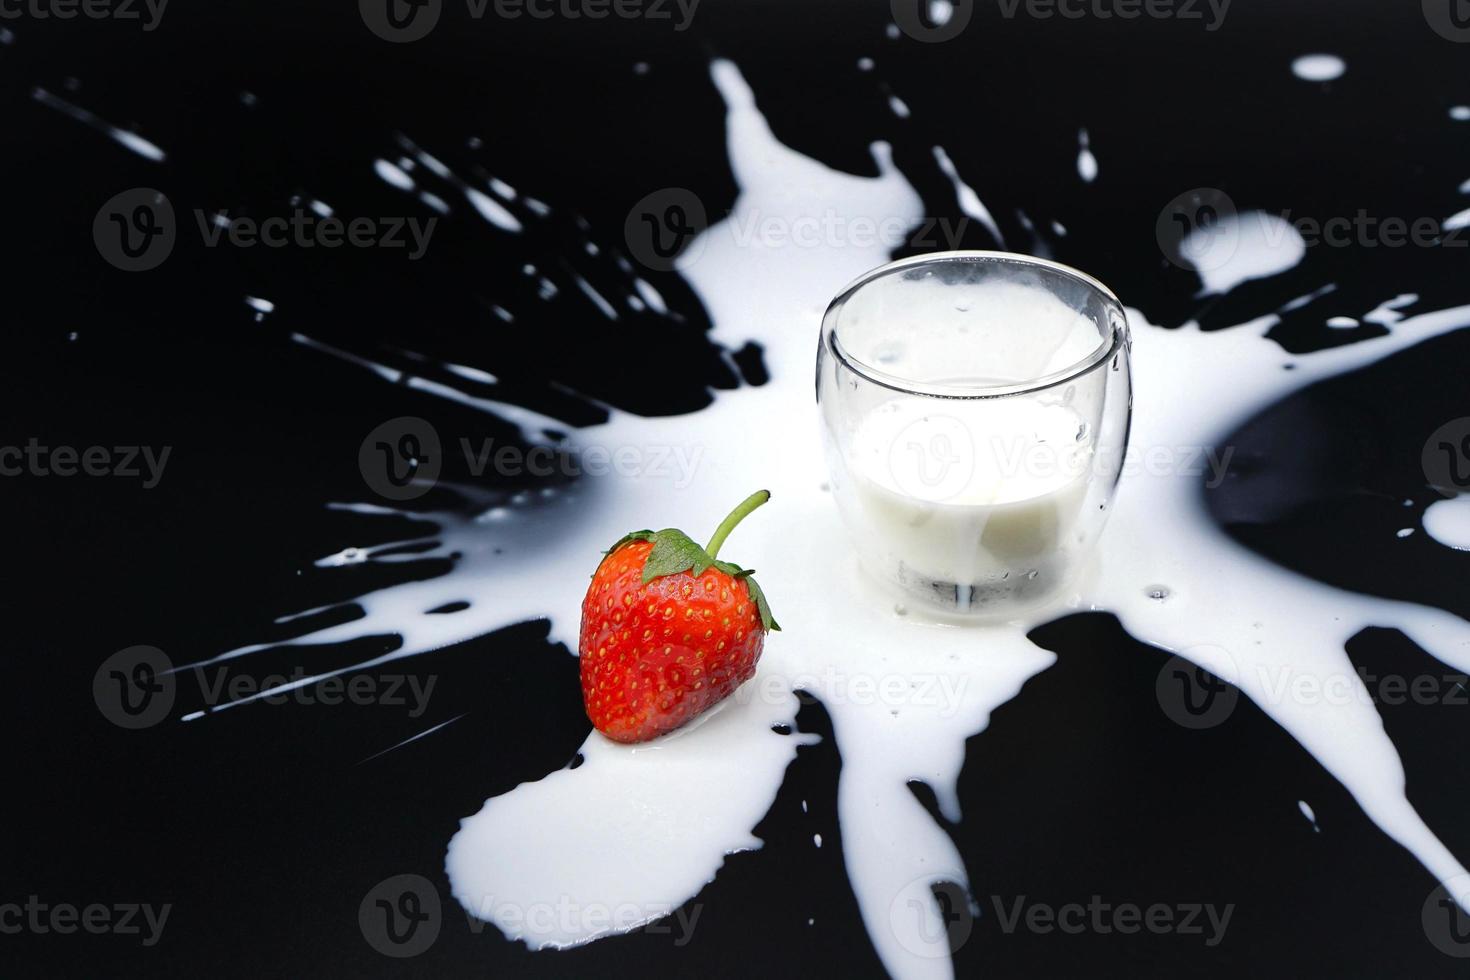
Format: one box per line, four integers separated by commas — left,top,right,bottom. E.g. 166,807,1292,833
5,0,1470,976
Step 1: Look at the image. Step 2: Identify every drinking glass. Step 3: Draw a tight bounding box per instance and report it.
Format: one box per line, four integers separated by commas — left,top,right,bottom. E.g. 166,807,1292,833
816,251,1132,617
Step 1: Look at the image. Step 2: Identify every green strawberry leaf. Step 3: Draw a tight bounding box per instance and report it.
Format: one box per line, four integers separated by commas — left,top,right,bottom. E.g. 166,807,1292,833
713,560,781,632
597,493,780,632
743,574,781,632
641,528,714,582
604,529,654,555
592,529,654,577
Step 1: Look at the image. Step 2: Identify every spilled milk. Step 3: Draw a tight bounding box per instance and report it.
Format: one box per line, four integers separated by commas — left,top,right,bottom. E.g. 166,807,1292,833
178,59,1470,980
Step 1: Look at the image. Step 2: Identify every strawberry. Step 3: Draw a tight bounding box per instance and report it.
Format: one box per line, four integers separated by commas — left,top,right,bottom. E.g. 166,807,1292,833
580,490,780,743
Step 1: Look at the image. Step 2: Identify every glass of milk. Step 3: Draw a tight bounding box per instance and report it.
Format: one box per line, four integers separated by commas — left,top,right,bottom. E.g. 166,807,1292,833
817,251,1132,617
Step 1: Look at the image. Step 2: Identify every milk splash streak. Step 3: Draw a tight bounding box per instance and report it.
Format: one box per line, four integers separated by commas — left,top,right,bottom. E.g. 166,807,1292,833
189,61,1470,979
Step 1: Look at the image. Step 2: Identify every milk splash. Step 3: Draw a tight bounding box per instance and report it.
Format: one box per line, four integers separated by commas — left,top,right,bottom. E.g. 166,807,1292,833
1424,496,1470,551
182,61,1470,979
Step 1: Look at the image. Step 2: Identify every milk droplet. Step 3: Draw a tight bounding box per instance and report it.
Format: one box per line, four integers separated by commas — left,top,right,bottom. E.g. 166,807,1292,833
1291,54,1346,82
1299,799,1321,832
1423,496,1470,550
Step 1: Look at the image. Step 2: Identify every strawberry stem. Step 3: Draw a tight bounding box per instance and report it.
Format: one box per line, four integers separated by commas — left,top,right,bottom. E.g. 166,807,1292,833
705,490,770,560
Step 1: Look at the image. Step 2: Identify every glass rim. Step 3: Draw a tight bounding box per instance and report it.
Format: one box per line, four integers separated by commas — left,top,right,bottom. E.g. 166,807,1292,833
822,250,1128,400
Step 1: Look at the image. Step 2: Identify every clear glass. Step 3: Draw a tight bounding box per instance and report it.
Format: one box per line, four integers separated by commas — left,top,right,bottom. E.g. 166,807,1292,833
816,251,1133,617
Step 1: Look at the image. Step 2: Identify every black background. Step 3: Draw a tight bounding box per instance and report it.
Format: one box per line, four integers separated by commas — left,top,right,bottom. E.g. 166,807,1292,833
4,0,1470,976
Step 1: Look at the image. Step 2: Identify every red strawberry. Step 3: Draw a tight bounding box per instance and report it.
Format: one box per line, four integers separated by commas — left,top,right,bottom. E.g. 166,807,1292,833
580,490,780,743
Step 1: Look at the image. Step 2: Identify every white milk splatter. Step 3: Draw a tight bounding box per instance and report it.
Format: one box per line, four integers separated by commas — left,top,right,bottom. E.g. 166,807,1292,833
1280,282,1337,313
1076,128,1097,183
1424,496,1470,551
1292,54,1346,82
932,145,1004,246
1298,799,1320,832
1364,293,1419,327
31,87,166,162
465,187,523,232
192,59,1470,979
374,159,415,191
573,275,619,320
1183,211,1306,295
